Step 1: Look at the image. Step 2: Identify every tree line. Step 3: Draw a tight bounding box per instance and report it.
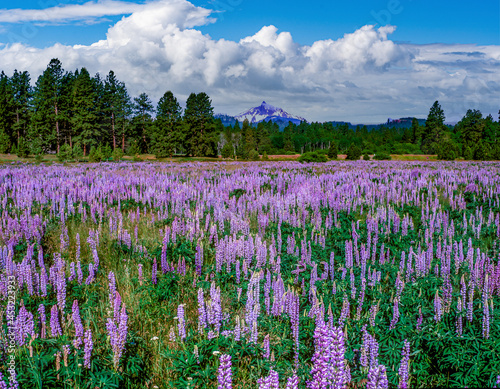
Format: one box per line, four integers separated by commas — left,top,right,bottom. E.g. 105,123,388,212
1,59,499,161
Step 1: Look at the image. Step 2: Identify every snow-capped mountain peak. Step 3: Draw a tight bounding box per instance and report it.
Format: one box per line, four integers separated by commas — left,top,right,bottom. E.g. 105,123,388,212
234,101,307,124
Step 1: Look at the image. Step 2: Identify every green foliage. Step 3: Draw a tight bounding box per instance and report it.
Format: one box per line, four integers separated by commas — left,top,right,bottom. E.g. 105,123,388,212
127,140,141,157
57,143,73,162
474,142,488,161
345,143,362,160
184,92,216,157
464,146,473,160
262,151,269,160
249,149,260,161
101,144,113,161
437,138,459,160
17,136,29,158
362,153,370,160
221,143,233,159
298,151,328,163
327,141,338,159
88,145,103,162
72,143,83,161
0,129,11,153
422,101,446,153
373,152,392,160
112,147,124,161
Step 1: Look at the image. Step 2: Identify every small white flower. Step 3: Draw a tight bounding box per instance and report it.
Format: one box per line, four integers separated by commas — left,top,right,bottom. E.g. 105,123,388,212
151,336,159,341
212,350,220,355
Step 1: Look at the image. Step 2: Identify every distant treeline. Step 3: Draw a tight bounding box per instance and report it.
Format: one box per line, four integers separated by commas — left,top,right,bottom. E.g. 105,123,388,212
1,58,500,160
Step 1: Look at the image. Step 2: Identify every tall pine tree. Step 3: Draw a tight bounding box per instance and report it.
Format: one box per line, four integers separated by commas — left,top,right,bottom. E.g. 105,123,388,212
31,59,65,153
184,92,215,157
153,91,182,158
71,68,98,156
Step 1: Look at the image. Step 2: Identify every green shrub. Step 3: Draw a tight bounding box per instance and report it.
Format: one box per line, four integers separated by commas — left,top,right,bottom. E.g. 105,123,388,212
57,143,73,162
101,144,113,161
17,137,29,158
88,146,102,163
72,144,83,161
249,149,260,161
127,140,141,157
298,151,328,163
328,142,338,159
363,153,370,161
373,152,392,160
345,144,362,160
112,148,124,161
437,139,459,161
262,151,269,161
221,143,233,159
464,146,473,160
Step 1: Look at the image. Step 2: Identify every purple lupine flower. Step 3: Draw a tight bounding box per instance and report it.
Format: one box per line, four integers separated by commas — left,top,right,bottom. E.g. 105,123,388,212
286,373,299,389
367,365,389,389
177,304,186,340
138,263,143,285
56,268,66,311
50,305,62,337
234,317,241,342
108,272,116,304
258,368,279,389
38,304,47,339
263,334,270,359
85,263,95,285
72,300,84,348
198,288,207,332
308,324,346,389
0,372,9,389
416,307,423,332
152,259,157,285
398,340,410,389
467,281,474,322
338,295,350,326
482,278,490,339
113,292,122,323
76,261,83,285
161,241,168,274
389,298,399,330
15,305,35,347
217,353,232,389
69,262,76,282
83,329,93,369
434,290,442,322
195,243,203,276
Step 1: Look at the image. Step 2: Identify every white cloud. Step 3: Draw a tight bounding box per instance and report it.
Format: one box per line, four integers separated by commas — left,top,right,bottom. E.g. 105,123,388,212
0,0,499,123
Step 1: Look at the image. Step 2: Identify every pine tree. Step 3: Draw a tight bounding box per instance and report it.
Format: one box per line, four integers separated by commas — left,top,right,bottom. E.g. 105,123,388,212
132,93,154,153
328,141,338,159
184,92,216,157
104,71,130,150
0,71,15,153
153,91,182,158
456,109,484,150
11,70,32,144
422,101,446,153
31,59,65,153
71,68,98,156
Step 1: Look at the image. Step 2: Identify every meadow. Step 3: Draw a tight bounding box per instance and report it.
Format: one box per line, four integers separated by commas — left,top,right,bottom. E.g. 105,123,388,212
0,160,499,388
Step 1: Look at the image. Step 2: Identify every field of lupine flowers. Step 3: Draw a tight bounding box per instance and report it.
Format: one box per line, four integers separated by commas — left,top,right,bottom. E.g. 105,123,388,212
1,161,500,389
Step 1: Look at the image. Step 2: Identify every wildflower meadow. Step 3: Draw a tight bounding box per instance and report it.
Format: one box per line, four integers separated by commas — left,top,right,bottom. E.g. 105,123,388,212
1,161,500,388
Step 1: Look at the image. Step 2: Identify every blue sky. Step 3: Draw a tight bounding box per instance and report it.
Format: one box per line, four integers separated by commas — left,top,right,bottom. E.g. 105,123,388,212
0,0,499,122
4,0,500,47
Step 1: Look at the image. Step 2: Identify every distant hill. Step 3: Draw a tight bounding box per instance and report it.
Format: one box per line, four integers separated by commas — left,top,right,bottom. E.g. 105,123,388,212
328,117,426,130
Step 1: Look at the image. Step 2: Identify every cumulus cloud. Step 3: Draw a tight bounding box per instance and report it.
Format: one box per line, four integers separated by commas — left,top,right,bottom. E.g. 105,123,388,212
0,1,147,24
0,0,499,122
